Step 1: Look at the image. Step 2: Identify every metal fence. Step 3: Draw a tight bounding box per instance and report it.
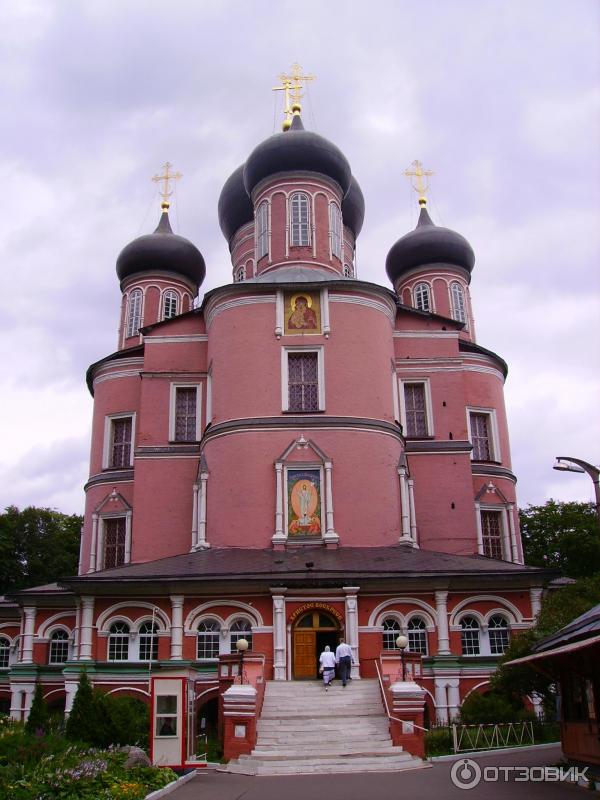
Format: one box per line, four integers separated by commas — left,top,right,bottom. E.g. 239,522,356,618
452,721,535,753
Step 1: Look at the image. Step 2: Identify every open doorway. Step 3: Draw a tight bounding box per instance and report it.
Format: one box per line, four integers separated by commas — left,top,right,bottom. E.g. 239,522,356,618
292,610,341,679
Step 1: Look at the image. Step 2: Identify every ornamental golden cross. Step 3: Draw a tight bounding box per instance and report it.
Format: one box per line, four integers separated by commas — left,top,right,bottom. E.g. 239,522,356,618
152,162,182,208
273,63,315,128
404,160,434,206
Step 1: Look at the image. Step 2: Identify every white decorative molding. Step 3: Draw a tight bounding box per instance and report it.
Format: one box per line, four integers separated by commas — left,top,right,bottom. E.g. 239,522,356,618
145,334,208,344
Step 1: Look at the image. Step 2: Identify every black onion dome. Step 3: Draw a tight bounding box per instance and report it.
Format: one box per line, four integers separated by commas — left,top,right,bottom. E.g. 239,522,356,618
218,164,254,243
385,206,475,285
116,211,206,288
243,114,352,198
342,175,365,237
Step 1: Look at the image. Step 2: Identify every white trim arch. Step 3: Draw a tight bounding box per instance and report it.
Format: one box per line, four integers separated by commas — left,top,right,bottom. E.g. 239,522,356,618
133,615,169,636
37,612,76,640
106,686,151,698
484,608,514,626
96,602,170,634
43,688,67,701
449,595,523,627
368,597,437,628
452,609,486,629
184,600,263,633
462,680,492,702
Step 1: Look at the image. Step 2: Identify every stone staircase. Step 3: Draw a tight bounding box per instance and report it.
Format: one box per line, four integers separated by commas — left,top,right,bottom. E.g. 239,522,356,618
223,679,428,775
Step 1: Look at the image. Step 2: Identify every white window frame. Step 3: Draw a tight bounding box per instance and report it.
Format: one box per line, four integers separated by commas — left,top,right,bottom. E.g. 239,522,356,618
399,378,434,437
196,617,222,661
289,192,311,247
102,413,136,470
0,635,14,669
162,289,179,320
329,202,342,260
466,407,501,462
256,201,269,260
169,384,202,442
450,281,467,324
413,282,432,312
229,618,253,653
456,612,512,657
48,627,72,664
475,504,511,561
126,288,143,338
96,512,132,572
106,617,163,662
281,346,325,412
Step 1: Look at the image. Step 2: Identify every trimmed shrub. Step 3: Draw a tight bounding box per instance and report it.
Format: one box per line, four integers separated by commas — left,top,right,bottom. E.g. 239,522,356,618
459,691,523,724
24,684,49,735
65,670,95,743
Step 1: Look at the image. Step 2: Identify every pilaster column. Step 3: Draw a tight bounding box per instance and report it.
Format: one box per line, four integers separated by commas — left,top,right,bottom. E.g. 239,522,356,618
95,520,104,572
323,462,339,544
271,589,287,680
530,587,543,618
435,591,451,655
170,595,184,660
474,502,484,554
197,471,210,549
89,513,98,573
344,586,360,679
79,596,95,661
64,679,79,717
447,681,461,721
508,504,520,563
398,467,412,543
124,511,132,563
434,680,449,724
272,464,286,544
408,479,418,546
20,606,37,664
191,483,199,550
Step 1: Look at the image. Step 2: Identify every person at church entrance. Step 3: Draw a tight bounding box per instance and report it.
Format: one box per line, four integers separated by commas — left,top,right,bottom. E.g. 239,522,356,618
335,639,353,687
319,645,336,691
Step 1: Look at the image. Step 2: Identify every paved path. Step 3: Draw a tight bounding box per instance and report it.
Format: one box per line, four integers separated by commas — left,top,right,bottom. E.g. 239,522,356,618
168,745,586,799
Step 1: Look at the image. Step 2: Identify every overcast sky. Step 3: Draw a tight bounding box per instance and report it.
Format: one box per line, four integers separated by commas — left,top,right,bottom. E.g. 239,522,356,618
1,0,598,516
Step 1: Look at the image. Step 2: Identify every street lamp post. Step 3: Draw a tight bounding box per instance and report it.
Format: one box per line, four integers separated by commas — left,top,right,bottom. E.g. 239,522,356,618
553,456,600,525
235,637,249,684
395,634,409,681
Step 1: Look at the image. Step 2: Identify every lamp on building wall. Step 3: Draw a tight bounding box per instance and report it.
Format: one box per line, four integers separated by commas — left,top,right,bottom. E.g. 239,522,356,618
395,634,409,681
553,456,600,525
236,637,249,684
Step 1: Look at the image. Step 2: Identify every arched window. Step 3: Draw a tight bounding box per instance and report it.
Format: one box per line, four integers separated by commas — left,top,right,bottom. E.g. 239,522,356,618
126,289,143,338
229,619,252,653
138,621,159,661
343,264,353,278
48,629,70,664
488,615,510,655
290,193,310,246
0,637,10,669
460,616,480,656
329,202,342,259
407,617,428,655
197,619,220,659
108,622,130,661
414,283,431,312
450,281,466,323
235,266,246,282
162,290,179,320
256,202,268,259
382,617,401,650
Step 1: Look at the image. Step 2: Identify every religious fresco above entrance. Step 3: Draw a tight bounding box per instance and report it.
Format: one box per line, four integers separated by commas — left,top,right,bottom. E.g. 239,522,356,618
287,469,322,536
284,291,321,334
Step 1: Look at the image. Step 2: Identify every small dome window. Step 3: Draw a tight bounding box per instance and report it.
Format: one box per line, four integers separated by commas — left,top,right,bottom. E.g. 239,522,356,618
162,290,179,320
290,193,310,247
256,202,268,260
343,264,353,278
414,282,431,312
450,281,466,323
236,266,246,282
126,289,143,338
329,202,342,260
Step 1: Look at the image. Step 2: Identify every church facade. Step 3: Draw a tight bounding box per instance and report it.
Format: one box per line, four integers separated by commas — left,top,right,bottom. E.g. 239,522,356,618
1,94,550,748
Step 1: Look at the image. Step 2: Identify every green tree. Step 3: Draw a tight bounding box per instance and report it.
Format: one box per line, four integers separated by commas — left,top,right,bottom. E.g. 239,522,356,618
0,506,82,593
492,575,600,706
65,671,95,743
520,500,600,578
25,683,49,735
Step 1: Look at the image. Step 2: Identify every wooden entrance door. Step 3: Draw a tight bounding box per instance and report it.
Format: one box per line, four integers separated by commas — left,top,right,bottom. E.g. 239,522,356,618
293,631,316,678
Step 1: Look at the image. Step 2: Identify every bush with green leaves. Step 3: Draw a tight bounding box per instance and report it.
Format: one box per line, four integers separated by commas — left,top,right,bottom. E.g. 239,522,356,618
459,691,526,724
24,683,49,736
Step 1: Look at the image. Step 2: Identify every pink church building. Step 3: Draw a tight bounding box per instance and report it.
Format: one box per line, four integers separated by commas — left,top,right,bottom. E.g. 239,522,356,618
0,99,552,765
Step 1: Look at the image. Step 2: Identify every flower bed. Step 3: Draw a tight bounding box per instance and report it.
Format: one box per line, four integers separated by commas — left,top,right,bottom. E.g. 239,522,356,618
0,718,176,800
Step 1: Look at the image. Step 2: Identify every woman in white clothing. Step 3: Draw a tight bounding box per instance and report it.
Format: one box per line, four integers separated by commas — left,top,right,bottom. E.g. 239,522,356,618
319,645,336,690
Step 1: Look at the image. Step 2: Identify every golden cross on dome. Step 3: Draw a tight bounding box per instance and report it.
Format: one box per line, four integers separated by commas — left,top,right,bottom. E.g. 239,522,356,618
404,160,434,207
152,162,182,210
273,63,315,130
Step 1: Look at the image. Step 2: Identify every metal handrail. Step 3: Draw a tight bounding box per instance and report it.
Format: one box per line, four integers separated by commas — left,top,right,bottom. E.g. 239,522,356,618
372,657,429,732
